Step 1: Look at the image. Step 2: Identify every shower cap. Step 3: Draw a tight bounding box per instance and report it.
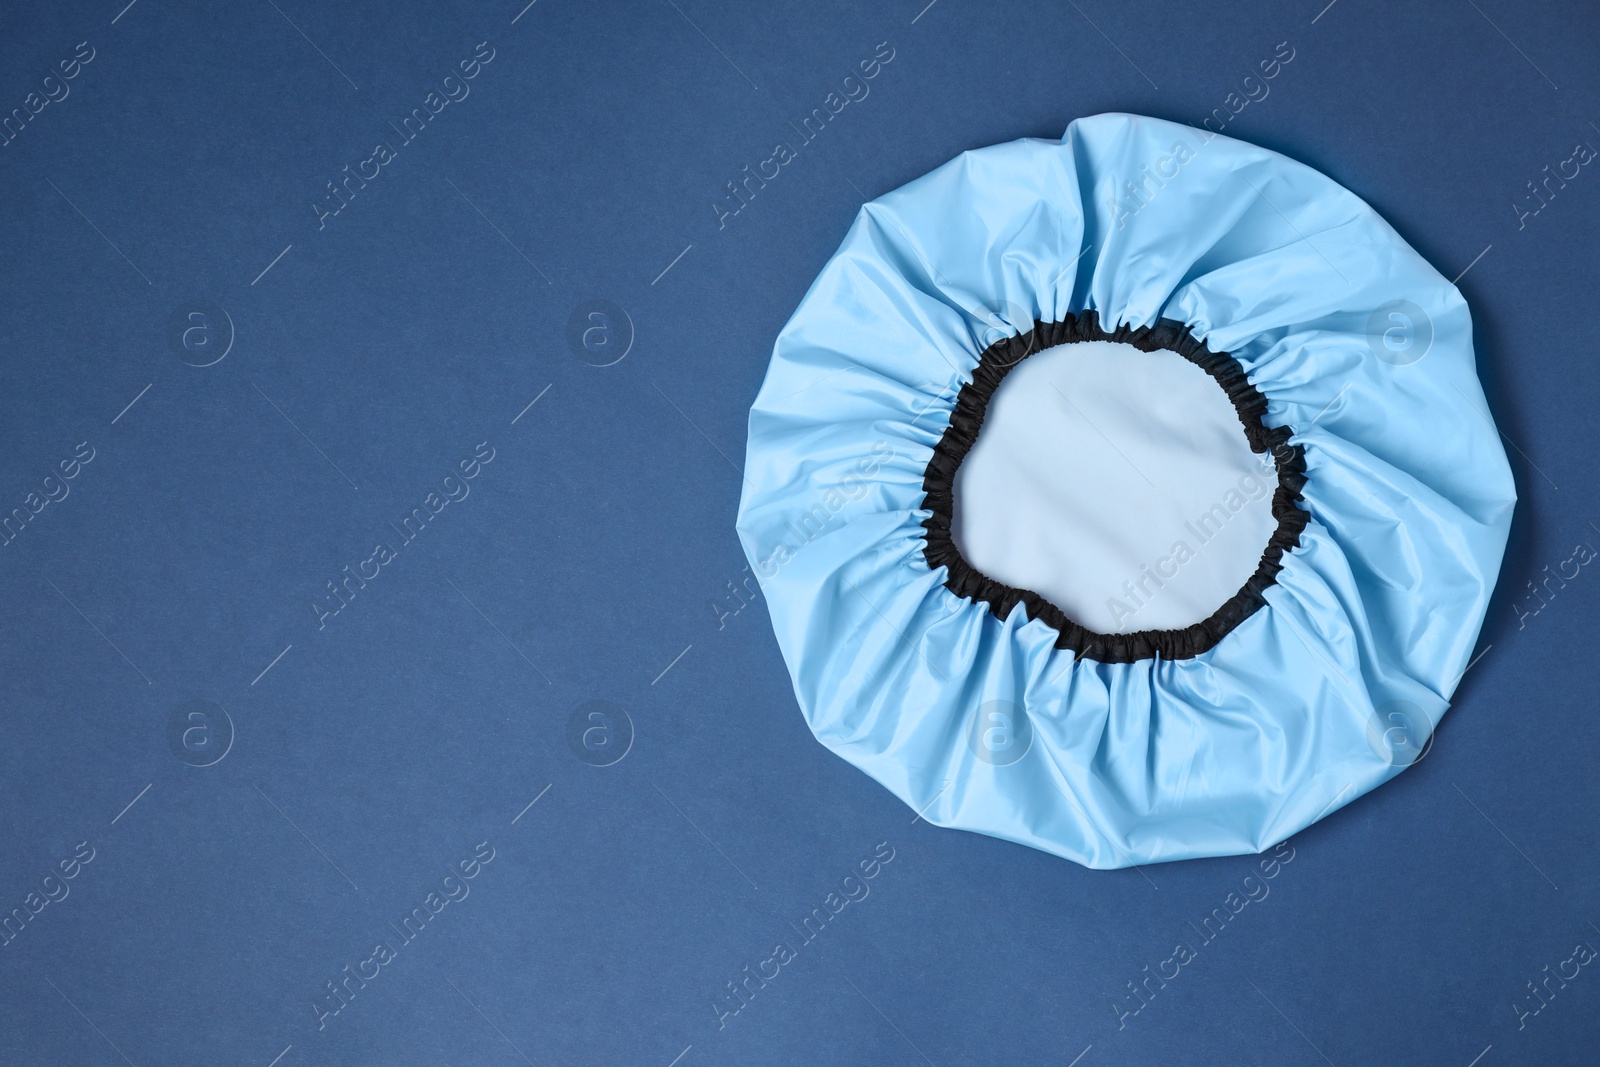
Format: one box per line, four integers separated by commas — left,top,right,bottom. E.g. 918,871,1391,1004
735,113,1515,868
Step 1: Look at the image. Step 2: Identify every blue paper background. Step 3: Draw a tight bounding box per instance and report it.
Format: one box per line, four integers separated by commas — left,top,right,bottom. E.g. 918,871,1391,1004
1,1,1596,1064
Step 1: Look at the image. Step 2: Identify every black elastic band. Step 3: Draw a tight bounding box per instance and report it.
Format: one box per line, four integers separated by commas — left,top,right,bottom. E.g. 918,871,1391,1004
919,312,1310,663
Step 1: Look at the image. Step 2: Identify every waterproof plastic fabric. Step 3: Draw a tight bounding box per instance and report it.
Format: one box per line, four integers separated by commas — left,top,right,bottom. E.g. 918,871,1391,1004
949,337,1282,635
735,113,1515,868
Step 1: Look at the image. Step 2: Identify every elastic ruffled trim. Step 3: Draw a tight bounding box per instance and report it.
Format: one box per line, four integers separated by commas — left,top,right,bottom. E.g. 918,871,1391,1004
919,311,1311,663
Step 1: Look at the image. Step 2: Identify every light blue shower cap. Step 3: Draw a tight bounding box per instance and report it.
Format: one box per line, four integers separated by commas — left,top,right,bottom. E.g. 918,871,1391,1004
736,113,1515,868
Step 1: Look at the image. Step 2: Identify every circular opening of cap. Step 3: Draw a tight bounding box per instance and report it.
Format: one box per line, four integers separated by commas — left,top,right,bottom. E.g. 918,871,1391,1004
920,314,1309,663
